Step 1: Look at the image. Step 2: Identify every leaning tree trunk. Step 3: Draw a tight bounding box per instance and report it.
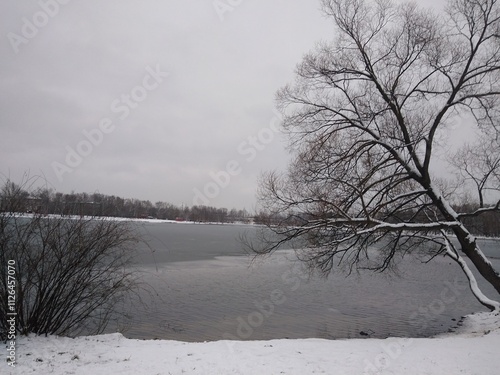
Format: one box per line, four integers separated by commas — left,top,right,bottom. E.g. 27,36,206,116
430,188,500,300
442,232,500,311
454,226,500,296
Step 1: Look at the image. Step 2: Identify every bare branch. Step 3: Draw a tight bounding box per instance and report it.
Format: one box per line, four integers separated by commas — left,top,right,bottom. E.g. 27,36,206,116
255,0,500,306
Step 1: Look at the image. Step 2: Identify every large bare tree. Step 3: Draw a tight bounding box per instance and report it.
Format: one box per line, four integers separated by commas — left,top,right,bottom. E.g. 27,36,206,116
255,0,500,310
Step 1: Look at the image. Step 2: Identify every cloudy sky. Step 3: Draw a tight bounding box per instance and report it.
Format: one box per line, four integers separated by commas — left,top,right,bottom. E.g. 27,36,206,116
0,0,445,211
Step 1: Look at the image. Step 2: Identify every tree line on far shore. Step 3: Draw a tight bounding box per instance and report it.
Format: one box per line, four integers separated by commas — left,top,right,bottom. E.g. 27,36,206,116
0,180,254,223
1,179,499,236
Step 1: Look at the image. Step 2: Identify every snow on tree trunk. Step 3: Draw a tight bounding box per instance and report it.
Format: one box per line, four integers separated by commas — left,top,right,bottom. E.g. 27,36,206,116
443,233,500,311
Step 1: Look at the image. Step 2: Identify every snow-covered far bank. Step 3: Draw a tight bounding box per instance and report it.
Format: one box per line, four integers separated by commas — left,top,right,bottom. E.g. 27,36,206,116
2,212,256,226
2,312,499,375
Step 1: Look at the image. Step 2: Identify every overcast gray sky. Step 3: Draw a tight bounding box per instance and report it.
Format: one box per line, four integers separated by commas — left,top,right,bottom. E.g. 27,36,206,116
0,0,446,211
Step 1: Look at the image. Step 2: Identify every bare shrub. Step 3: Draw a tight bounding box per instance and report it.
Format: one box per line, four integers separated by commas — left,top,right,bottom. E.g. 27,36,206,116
0,184,145,339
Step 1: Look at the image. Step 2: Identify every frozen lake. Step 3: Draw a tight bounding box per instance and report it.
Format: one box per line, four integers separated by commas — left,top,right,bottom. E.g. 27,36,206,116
114,222,500,341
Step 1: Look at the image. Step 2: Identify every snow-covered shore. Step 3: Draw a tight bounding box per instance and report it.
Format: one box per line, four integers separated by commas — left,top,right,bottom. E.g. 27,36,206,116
2,312,499,375
4,212,254,226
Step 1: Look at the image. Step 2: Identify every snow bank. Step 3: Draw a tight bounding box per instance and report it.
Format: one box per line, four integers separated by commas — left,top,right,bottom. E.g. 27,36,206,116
2,312,499,375
4,213,254,226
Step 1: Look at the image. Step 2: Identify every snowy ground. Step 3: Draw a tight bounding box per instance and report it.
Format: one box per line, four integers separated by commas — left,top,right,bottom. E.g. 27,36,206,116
2,312,499,375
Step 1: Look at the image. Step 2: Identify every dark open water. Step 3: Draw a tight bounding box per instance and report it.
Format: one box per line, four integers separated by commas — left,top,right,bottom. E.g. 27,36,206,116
110,222,500,342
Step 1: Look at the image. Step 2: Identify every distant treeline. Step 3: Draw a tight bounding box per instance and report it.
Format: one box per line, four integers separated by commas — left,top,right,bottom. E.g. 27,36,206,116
451,203,500,238
0,181,252,223
1,181,499,235
249,203,500,238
